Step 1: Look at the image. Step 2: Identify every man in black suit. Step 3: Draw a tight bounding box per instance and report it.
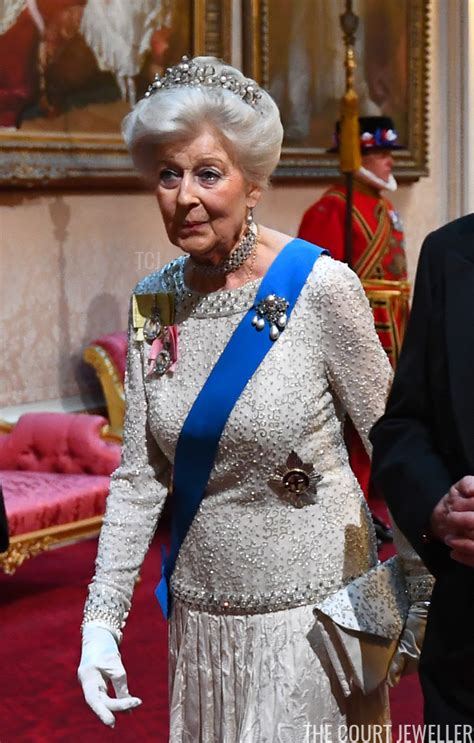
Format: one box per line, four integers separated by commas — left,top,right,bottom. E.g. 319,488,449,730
370,214,474,727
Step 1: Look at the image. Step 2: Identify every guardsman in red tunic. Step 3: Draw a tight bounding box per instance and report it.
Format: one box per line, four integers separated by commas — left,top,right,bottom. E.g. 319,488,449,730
298,116,409,522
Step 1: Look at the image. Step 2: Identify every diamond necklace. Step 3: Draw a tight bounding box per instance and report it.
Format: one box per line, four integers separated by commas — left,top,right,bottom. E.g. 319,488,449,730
188,223,258,277
244,238,258,281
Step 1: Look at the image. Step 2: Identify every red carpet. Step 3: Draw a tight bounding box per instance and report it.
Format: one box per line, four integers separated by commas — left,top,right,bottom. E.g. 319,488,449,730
0,533,169,743
0,534,421,742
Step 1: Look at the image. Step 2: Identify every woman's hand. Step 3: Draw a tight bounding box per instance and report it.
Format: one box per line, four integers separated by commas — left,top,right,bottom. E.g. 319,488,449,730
78,624,142,727
387,600,429,687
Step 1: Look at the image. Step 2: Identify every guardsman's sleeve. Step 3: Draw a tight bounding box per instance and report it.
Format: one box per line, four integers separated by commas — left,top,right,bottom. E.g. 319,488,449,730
298,194,345,262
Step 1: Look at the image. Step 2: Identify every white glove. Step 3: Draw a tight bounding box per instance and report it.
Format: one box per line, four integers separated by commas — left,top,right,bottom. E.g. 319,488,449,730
78,623,142,727
387,601,429,687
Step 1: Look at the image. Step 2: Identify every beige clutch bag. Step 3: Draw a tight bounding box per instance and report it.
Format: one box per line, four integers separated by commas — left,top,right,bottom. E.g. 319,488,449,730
313,556,409,696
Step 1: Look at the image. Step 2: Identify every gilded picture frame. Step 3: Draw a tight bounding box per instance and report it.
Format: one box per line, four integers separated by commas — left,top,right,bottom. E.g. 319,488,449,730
242,0,429,181
0,0,232,188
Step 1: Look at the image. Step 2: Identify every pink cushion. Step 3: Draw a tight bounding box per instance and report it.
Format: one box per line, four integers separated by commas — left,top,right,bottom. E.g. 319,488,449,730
1,470,110,536
91,331,127,381
0,413,121,475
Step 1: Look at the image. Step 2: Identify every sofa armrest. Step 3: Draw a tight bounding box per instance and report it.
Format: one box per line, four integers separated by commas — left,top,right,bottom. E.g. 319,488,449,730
84,332,127,438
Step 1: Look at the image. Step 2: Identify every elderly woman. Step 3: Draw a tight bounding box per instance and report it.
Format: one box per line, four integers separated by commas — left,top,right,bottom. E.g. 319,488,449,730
78,57,432,741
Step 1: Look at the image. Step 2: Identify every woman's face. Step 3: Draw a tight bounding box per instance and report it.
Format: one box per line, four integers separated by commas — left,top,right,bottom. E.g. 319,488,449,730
154,129,261,264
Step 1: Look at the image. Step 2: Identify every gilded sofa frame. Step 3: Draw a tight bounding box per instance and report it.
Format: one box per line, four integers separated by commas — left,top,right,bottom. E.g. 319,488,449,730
83,344,125,439
0,423,119,575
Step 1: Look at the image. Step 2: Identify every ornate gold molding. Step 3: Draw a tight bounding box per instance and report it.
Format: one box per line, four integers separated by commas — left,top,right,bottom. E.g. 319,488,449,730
195,0,232,61
0,516,103,575
83,345,125,439
242,0,429,181
0,1,233,188
0,420,14,434
0,536,53,574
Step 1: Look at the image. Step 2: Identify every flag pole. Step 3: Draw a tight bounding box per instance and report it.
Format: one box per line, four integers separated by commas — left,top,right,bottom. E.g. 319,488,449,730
339,0,360,269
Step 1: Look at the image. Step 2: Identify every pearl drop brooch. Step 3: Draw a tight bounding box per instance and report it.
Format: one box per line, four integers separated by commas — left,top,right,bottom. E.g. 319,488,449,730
252,294,289,341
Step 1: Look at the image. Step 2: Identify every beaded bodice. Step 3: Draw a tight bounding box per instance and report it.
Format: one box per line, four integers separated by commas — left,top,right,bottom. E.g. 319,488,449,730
84,254,396,635
154,255,264,318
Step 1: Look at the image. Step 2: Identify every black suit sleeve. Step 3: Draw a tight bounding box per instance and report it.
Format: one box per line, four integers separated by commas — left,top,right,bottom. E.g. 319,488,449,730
370,234,452,575
0,485,9,553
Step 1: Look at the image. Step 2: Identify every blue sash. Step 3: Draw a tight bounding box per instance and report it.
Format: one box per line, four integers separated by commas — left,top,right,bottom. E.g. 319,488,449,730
156,239,328,618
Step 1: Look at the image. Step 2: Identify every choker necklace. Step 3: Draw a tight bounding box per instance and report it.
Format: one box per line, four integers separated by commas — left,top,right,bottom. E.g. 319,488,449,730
189,222,258,277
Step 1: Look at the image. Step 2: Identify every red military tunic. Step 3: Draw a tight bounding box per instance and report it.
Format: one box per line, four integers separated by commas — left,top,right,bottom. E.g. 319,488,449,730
299,180,409,364
298,180,410,499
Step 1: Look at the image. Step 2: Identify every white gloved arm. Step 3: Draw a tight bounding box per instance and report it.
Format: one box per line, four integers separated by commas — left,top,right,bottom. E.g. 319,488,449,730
387,521,434,686
387,600,429,687
78,623,142,727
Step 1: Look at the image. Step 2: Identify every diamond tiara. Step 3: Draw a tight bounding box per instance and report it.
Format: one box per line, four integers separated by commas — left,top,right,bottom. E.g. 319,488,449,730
144,56,262,108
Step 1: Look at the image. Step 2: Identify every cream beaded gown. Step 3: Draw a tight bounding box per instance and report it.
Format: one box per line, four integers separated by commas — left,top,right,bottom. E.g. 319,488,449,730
84,252,395,741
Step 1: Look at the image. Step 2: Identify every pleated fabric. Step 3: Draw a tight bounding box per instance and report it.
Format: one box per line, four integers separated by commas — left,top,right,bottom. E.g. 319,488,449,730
169,600,389,743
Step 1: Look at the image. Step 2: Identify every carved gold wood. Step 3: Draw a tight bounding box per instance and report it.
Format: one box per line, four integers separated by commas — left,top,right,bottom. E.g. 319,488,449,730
83,345,125,439
194,0,232,60
242,0,429,181
0,0,232,189
100,424,123,445
340,1,359,96
0,516,103,574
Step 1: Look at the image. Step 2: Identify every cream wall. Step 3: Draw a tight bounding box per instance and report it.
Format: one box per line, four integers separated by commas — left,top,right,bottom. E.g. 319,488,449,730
1,190,177,413
0,0,452,417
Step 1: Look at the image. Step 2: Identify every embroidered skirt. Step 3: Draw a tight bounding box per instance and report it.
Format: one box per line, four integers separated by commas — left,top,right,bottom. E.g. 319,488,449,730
168,600,390,743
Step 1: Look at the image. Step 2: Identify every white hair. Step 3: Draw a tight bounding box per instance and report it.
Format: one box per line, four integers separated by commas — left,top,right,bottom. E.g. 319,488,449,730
122,57,284,188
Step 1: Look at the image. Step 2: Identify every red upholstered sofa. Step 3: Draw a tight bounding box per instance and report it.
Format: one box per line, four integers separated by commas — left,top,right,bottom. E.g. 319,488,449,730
83,331,127,438
0,413,121,574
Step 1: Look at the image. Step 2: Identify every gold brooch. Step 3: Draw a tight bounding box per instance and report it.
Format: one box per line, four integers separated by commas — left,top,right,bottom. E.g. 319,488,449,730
268,451,323,508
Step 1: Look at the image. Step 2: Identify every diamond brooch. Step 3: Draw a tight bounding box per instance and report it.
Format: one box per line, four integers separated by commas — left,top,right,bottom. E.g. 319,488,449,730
252,294,289,341
268,451,323,508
